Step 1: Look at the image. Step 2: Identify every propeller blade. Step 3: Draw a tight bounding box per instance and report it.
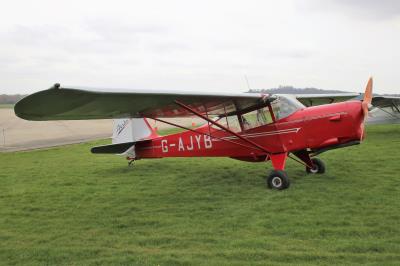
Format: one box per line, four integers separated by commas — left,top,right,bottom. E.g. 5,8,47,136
362,77,373,121
360,122,366,140
363,77,373,104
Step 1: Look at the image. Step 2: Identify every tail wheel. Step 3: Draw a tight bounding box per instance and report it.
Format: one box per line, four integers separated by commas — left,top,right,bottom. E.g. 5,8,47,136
267,170,290,190
306,158,326,174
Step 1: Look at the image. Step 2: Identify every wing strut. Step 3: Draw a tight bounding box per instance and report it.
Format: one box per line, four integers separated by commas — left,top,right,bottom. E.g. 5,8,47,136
174,100,271,154
377,106,400,119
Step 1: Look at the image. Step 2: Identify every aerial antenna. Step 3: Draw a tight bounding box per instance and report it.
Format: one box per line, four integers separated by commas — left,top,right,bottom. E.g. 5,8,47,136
244,75,252,92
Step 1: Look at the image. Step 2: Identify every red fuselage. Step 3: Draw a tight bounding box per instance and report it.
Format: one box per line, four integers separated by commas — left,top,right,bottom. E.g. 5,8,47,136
134,100,364,161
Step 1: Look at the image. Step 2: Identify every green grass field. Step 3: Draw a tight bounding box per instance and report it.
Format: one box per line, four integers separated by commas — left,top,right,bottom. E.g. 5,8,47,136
1,125,399,265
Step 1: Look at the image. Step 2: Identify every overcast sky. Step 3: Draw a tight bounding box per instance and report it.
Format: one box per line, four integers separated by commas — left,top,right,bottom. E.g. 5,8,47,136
1,0,399,94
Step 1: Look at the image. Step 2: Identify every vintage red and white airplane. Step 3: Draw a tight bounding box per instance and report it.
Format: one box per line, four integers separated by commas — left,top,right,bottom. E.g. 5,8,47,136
14,78,373,190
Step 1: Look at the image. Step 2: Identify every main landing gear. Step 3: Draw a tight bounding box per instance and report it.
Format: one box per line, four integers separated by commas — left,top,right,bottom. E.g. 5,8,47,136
266,151,325,190
305,158,325,174
267,170,290,190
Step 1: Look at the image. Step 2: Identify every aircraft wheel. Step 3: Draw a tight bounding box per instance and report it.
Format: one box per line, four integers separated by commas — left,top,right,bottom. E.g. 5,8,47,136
267,170,290,190
306,158,326,174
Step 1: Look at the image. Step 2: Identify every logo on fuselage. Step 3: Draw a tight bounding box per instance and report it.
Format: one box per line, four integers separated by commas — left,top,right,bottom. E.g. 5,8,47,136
116,119,129,136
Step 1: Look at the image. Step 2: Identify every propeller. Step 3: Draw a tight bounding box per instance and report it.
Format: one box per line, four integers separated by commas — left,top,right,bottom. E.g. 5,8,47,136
362,77,373,121
360,77,373,140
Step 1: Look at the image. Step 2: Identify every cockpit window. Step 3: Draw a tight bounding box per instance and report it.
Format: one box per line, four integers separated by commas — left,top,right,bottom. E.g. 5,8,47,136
240,95,304,130
270,95,304,120
212,96,304,132
241,108,273,130
212,115,241,132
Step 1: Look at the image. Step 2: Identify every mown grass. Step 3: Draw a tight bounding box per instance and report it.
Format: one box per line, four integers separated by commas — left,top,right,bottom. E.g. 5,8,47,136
0,125,399,265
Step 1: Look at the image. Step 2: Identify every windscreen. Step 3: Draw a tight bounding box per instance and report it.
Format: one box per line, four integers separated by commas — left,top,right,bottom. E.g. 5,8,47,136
270,95,304,120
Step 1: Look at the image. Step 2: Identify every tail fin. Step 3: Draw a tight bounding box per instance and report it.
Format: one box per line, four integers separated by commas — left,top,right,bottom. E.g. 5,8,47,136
91,118,158,156
112,118,159,144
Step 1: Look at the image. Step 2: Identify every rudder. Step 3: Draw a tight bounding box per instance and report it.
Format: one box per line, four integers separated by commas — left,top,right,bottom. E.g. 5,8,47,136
112,118,159,144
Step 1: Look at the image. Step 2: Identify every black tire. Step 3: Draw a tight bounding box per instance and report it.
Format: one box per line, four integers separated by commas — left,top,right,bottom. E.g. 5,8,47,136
306,158,326,174
267,170,290,190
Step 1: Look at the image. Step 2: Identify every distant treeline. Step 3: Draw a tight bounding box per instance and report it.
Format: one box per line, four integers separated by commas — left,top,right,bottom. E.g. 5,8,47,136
248,85,348,94
0,94,27,104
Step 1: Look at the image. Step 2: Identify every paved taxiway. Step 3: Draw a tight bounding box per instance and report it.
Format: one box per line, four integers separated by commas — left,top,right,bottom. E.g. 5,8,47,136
0,108,202,152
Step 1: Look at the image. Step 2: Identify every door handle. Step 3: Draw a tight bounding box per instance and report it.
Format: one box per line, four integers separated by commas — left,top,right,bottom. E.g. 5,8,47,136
329,115,341,121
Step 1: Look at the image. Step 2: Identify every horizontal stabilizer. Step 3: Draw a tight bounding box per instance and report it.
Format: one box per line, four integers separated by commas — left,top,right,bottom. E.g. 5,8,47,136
91,142,136,154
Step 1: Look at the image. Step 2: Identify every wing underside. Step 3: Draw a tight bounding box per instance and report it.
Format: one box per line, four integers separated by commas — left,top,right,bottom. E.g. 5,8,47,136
15,84,269,121
372,96,400,110
295,93,360,106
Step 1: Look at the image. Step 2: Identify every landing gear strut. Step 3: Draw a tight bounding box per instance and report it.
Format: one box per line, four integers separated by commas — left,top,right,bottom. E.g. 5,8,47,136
292,150,326,174
265,151,326,190
267,153,290,190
